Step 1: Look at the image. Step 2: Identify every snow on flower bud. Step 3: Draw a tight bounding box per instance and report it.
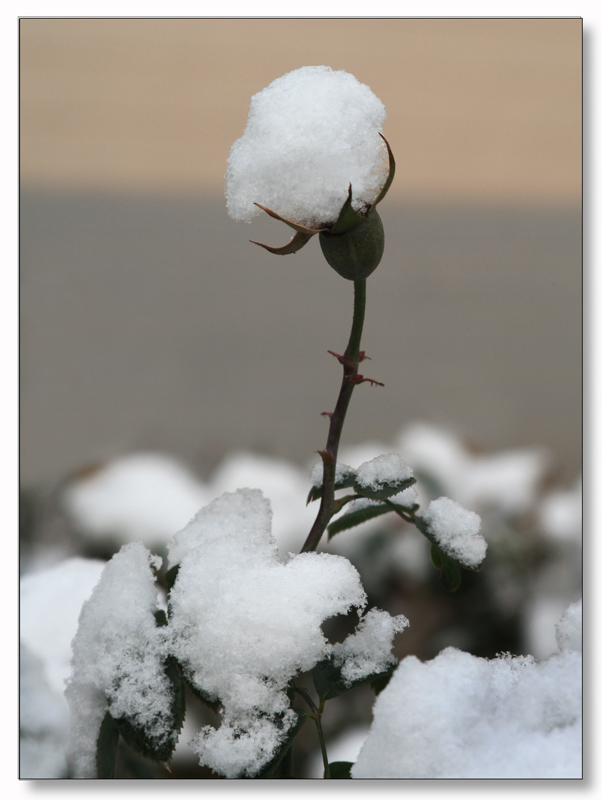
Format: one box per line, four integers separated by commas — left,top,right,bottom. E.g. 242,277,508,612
225,66,395,279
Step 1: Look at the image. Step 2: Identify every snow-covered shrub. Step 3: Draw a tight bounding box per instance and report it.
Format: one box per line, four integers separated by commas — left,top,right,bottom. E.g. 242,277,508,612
20,63,581,781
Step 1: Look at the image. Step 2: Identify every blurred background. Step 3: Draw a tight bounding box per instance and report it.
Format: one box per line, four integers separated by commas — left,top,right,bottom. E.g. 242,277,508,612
19,18,583,779
20,18,581,488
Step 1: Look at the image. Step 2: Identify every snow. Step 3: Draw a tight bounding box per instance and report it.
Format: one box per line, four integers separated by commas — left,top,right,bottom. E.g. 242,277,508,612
397,422,549,514
61,450,316,557
308,725,370,778
310,460,356,488
422,496,486,568
20,644,70,778
62,453,209,548
354,453,414,495
352,601,582,779
225,66,388,227
538,477,582,542
166,488,368,777
208,452,315,555
333,608,409,686
20,557,106,695
66,543,175,777
555,601,582,654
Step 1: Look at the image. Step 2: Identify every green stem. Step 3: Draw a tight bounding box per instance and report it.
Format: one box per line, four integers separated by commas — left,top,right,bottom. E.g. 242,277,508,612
294,687,330,779
316,712,331,779
301,279,367,553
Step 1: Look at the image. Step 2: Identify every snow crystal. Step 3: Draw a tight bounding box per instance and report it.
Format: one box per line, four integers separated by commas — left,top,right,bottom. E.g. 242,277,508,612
310,460,356,488
556,600,582,653
422,496,486,568
62,453,208,548
188,713,298,780
352,603,582,778
225,66,388,227
166,489,367,777
168,486,276,568
333,608,409,686
208,452,315,556
66,543,174,777
354,453,414,494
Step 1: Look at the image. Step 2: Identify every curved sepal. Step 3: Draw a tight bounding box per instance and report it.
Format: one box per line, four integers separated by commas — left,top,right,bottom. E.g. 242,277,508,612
330,185,366,235
371,134,396,209
254,202,326,234
251,229,316,255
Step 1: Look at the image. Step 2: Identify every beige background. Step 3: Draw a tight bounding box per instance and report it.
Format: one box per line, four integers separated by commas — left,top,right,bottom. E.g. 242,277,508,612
21,18,581,202
20,18,582,486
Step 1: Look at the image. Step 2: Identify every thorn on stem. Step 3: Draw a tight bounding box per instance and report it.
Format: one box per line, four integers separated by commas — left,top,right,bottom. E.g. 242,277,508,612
329,350,371,367
327,350,347,365
317,449,335,464
347,374,385,387
321,411,333,420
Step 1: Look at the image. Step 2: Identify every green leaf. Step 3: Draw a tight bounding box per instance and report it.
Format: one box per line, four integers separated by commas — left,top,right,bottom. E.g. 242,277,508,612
430,543,444,570
428,543,462,592
313,656,396,701
164,564,180,591
254,711,305,778
416,518,466,591
328,761,353,779
370,669,395,696
353,475,416,501
313,656,347,700
115,657,185,764
180,668,221,713
327,503,393,539
96,710,119,778
307,465,357,504
154,609,168,627
440,557,462,592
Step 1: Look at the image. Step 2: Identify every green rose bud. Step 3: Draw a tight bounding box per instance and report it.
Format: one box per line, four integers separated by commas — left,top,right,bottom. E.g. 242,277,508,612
250,135,395,282
319,207,384,281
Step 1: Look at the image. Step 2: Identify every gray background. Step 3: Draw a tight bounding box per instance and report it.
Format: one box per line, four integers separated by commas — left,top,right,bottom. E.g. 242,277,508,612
20,194,581,485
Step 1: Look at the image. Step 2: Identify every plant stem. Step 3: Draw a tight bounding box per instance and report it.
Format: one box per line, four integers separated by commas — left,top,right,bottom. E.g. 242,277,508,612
301,279,367,553
294,687,330,779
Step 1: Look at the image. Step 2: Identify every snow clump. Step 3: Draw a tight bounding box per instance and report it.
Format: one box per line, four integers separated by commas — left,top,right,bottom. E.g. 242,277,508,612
333,608,409,686
355,453,414,495
66,543,176,777
20,557,106,695
352,600,582,778
166,488,370,778
225,65,388,227
310,460,356,488
62,453,209,548
422,496,486,568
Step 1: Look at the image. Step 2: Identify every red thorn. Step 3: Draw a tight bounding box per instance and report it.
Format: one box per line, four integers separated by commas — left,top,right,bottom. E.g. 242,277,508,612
347,374,385,387
327,350,347,365
317,449,335,464
321,411,333,420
